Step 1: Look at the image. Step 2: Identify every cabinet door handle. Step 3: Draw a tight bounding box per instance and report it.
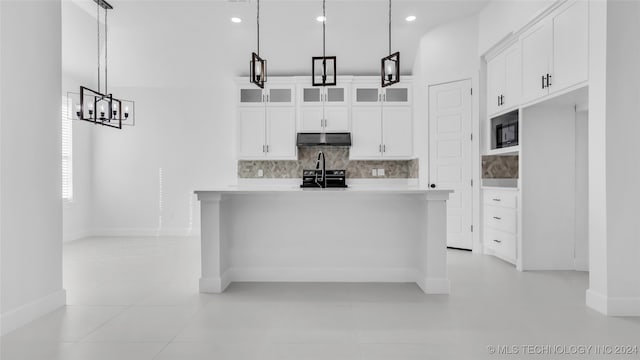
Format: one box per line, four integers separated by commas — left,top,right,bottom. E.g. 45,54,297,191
541,75,546,89
492,198,501,202
324,119,328,128
493,239,502,243
498,95,501,107
262,145,266,153
383,144,386,152
546,74,552,87
379,144,382,153
501,95,505,106
493,216,502,220
266,145,269,153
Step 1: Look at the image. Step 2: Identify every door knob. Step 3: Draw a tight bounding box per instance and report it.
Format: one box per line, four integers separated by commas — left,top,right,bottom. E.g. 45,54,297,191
430,184,436,189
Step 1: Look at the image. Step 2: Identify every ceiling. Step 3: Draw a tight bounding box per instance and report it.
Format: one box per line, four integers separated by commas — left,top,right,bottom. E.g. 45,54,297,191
63,0,490,88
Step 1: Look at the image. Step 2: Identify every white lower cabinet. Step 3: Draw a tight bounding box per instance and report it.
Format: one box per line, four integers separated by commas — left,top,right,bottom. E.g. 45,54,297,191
483,188,518,265
238,106,296,160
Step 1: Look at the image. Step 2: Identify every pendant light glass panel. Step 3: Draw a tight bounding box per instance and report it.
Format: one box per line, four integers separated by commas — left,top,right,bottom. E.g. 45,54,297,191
381,52,400,87
250,52,267,88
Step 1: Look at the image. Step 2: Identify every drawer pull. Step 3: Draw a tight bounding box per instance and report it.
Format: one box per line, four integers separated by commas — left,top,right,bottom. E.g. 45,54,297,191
493,216,502,220
493,239,502,243
492,198,501,202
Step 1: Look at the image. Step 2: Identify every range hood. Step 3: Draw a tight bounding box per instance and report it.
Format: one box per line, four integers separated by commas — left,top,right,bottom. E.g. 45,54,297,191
296,132,351,147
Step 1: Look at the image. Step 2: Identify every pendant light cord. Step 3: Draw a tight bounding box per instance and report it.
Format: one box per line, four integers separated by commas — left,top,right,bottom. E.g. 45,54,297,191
322,0,326,59
257,0,260,55
104,8,108,95
388,0,392,54
97,1,101,94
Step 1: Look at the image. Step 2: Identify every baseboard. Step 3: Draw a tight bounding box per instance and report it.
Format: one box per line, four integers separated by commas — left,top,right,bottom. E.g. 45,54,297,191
416,278,450,294
0,289,66,336
63,230,92,243
88,228,200,237
586,289,640,316
226,267,418,283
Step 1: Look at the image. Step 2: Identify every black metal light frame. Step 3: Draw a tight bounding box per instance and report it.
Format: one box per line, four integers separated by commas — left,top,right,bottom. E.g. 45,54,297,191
312,56,337,86
79,86,122,129
381,52,400,87
250,52,267,89
250,0,267,88
381,0,400,87
312,0,337,87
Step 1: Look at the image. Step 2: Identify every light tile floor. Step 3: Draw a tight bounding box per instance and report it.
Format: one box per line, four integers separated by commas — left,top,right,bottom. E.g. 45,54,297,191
2,236,639,359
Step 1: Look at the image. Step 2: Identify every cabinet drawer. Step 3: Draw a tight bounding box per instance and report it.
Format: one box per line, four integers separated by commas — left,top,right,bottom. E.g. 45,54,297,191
484,205,517,234
485,228,516,262
483,189,517,209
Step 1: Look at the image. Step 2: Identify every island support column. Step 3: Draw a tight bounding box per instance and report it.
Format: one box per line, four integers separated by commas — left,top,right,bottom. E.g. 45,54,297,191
196,192,228,293
417,191,451,294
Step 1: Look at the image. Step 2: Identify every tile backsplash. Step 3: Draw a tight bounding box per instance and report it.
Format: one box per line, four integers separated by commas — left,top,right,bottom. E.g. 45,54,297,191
482,155,519,179
238,146,418,179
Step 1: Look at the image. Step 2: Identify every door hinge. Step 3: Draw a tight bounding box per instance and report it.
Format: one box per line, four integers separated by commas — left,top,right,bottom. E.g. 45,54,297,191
470,133,473,141
471,225,473,232
471,179,473,187
470,88,473,95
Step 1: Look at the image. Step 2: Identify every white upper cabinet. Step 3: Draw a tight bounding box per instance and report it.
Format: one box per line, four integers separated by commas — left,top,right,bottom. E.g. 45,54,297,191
487,42,521,116
297,79,351,132
520,0,588,104
237,79,297,160
238,84,295,107
521,21,553,104
350,107,382,159
352,82,412,106
350,78,413,160
552,0,589,94
382,107,413,159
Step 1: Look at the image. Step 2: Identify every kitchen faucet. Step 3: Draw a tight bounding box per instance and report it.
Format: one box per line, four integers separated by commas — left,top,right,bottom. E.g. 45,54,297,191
315,151,326,188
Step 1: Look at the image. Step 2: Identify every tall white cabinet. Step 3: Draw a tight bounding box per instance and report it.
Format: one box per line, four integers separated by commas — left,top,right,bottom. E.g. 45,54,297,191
350,78,413,160
237,80,297,160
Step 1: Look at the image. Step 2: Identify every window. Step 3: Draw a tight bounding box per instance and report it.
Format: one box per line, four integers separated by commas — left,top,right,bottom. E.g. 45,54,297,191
62,96,73,201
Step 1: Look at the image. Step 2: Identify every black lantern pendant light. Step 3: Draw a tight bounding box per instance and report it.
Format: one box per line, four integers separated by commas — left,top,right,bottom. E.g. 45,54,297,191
77,0,132,129
312,0,336,86
250,0,267,88
381,0,400,87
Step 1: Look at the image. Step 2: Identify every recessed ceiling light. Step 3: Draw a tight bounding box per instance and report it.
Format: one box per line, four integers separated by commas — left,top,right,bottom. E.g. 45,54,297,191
405,15,417,22
316,15,326,22
231,17,242,23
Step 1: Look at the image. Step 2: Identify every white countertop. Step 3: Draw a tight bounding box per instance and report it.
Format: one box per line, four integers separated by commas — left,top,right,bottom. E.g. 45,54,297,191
196,186,451,195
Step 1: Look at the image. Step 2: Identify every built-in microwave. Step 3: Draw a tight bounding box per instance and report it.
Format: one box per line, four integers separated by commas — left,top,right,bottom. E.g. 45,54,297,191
491,110,519,149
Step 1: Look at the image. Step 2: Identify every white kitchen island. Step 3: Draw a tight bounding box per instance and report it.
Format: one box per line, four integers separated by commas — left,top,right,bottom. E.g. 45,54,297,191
195,186,452,294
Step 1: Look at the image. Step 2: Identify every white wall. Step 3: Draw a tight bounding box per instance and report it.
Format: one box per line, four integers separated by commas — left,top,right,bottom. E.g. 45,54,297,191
0,0,65,335
478,0,556,55
89,85,236,236
574,111,589,271
587,0,640,316
412,15,481,251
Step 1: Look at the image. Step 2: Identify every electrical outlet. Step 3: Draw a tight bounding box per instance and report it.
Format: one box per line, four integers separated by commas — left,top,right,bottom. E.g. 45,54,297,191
371,169,378,177
257,169,264,177
378,168,385,177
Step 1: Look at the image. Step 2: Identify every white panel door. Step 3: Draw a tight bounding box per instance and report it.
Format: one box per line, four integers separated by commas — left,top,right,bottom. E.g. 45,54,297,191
350,107,382,159
486,54,505,116
552,0,589,94
382,107,413,159
266,107,296,159
521,21,552,104
429,80,473,250
238,107,266,159
300,107,324,132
